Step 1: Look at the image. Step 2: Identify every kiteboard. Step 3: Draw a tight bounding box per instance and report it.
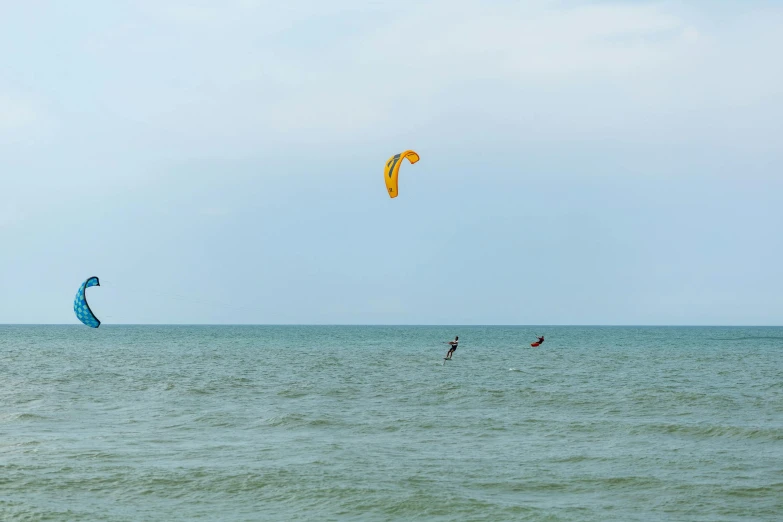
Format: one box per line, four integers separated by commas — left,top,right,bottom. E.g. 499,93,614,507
530,342,540,347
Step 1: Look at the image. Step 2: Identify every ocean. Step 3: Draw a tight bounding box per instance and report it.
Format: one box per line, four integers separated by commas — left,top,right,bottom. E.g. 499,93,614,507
1,325,781,521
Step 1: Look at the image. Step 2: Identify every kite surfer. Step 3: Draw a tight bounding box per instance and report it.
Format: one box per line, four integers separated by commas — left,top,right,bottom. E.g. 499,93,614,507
536,335,544,345
445,336,459,360
530,335,545,347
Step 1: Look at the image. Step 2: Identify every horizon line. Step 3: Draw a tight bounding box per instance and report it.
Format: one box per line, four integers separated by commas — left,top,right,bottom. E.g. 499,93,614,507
0,323,783,328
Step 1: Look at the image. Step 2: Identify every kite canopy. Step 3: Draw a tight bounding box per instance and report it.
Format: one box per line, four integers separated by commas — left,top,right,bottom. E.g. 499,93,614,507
74,276,101,328
384,150,420,198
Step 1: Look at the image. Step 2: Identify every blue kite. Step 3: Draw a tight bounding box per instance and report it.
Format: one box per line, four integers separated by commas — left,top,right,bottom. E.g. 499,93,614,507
74,276,101,328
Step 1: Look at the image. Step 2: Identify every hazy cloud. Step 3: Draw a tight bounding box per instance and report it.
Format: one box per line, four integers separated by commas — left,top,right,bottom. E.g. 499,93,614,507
0,1,781,324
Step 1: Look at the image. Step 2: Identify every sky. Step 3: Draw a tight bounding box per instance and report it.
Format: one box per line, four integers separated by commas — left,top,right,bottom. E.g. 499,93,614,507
1,0,781,325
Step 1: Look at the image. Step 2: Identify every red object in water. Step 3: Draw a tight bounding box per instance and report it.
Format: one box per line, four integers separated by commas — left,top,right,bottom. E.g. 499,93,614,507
531,342,540,347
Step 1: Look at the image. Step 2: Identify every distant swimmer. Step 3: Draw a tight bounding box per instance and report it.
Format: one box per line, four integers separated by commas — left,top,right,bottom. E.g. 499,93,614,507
445,336,459,360
531,335,544,347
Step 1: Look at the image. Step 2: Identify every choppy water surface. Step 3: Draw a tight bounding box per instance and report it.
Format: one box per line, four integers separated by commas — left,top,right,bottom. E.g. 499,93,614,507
1,326,782,521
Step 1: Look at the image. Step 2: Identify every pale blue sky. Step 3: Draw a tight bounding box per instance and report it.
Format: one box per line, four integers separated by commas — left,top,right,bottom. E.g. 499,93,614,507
1,1,781,325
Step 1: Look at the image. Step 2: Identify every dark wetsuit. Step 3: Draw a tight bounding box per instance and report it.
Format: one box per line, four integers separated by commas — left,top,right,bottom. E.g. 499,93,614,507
537,337,545,344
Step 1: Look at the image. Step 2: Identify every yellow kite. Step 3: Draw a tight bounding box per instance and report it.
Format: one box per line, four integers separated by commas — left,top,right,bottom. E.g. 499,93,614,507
384,150,420,198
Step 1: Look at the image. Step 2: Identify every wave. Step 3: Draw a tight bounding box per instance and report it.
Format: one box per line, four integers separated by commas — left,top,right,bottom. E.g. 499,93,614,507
630,422,783,441
263,413,344,428
0,412,48,422
708,336,783,341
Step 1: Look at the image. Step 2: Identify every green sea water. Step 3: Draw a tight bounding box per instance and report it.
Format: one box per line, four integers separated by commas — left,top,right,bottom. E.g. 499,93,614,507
1,325,782,521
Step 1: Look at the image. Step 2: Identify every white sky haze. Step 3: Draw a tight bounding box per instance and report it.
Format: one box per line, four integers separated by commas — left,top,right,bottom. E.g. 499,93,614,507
1,1,781,324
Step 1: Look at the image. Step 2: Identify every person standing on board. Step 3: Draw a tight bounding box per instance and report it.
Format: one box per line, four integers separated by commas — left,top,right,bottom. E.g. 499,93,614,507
536,335,544,345
445,336,459,359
